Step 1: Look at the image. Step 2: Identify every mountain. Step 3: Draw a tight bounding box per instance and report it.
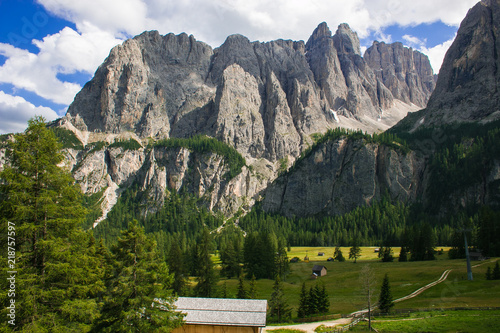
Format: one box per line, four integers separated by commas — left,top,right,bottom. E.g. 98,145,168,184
45,22,436,221
261,0,500,217
394,0,500,132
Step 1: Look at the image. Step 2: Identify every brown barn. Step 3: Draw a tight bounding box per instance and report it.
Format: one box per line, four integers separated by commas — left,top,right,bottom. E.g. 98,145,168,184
311,265,327,278
172,297,267,333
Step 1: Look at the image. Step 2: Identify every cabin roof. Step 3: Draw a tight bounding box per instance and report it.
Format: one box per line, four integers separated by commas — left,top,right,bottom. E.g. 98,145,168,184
174,297,268,327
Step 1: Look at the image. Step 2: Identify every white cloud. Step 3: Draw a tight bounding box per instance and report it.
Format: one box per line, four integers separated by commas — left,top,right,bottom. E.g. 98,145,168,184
0,24,122,105
421,36,456,74
0,91,59,134
0,0,480,122
402,35,427,49
38,0,478,47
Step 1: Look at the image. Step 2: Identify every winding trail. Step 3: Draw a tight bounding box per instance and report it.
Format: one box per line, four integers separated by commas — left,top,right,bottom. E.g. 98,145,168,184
264,269,453,333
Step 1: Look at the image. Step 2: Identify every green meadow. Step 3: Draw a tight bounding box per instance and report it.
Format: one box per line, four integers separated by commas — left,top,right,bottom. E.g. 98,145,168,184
214,247,500,316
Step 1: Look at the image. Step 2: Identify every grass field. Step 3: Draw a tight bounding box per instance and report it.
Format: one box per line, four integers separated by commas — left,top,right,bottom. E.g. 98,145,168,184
215,247,500,317
350,309,500,332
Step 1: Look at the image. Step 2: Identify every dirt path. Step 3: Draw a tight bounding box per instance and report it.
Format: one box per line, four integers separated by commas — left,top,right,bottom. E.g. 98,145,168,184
263,318,352,333
265,269,453,333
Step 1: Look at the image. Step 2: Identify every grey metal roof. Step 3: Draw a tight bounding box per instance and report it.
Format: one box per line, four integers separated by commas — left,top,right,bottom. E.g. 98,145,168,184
174,297,267,327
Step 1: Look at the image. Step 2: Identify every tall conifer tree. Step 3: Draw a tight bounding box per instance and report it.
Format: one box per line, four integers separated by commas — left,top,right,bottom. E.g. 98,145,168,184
0,117,103,332
93,221,184,332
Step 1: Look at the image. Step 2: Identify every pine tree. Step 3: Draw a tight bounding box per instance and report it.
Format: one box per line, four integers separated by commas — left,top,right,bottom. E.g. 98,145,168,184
297,282,309,318
399,246,408,262
486,266,492,280
307,286,319,315
92,221,184,332
317,284,330,314
349,239,361,263
275,238,290,280
237,275,249,299
493,262,500,280
0,117,103,332
249,275,258,299
167,241,187,295
193,229,219,297
378,273,394,314
334,246,345,262
268,276,291,323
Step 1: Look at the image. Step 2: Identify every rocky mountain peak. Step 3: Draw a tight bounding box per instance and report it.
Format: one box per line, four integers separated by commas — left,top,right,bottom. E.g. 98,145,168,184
396,0,500,130
333,23,361,55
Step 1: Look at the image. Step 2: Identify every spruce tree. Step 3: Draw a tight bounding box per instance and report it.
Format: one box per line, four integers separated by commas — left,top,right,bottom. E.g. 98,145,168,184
399,246,408,262
268,276,291,323
349,239,361,263
249,275,258,299
167,241,187,296
486,266,492,280
493,262,500,280
334,246,345,262
297,282,309,318
378,273,394,314
193,229,219,297
0,117,103,332
93,221,184,332
237,275,249,299
318,284,330,314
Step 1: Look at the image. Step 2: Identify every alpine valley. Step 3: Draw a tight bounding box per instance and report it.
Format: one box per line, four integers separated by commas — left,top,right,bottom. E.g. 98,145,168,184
2,0,500,251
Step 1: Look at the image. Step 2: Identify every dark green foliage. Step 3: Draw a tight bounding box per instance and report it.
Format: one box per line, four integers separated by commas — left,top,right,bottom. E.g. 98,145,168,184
275,238,290,280
193,229,219,297
81,188,105,229
88,140,108,154
297,282,309,318
236,275,249,299
219,227,244,279
243,231,278,279
108,138,142,150
92,221,184,332
379,246,394,262
249,275,258,299
267,276,292,323
93,185,223,250
334,246,346,262
349,239,361,263
493,262,500,280
401,223,436,261
155,135,246,179
477,207,500,257
486,266,493,280
239,197,415,247
0,117,102,332
167,241,187,296
398,246,408,262
318,284,330,314
297,282,329,318
50,127,84,149
378,273,394,314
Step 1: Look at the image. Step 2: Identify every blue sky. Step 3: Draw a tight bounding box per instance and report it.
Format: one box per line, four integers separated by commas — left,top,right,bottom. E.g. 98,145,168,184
0,0,479,134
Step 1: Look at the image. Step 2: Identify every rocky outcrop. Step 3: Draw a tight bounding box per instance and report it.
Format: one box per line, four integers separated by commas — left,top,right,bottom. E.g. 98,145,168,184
262,137,424,217
58,22,437,219
65,22,436,162
364,41,436,108
395,0,500,130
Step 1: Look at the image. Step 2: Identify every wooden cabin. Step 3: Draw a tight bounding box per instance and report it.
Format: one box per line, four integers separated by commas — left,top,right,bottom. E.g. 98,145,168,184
172,297,267,333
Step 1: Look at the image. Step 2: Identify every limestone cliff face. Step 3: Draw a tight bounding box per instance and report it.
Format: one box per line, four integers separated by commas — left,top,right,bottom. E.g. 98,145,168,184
364,41,436,108
65,23,435,162
395,0,500,130
57,22,437,218
262,137,424,217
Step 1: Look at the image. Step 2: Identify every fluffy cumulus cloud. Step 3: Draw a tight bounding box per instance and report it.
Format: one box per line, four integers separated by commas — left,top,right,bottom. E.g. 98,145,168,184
0,0,481,132
0,91,59,134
